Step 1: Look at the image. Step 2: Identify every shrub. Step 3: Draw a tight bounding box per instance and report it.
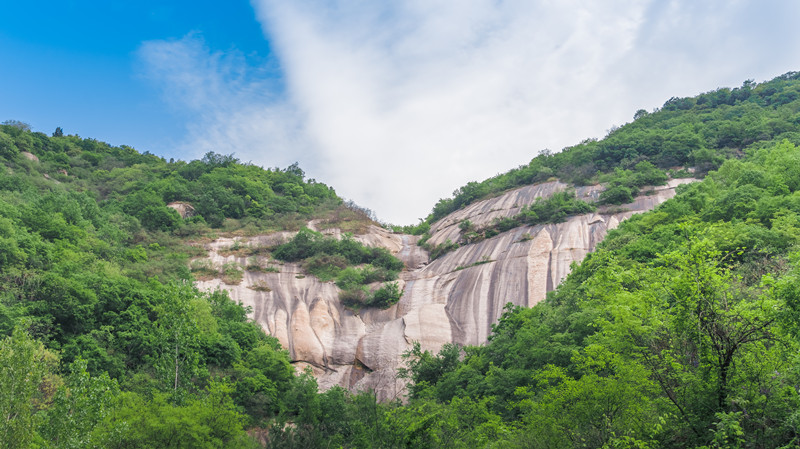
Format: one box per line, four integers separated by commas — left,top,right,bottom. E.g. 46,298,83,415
428,240,459,260
190,260,217,280
302,254,348,281
335,267,366,291
368,282,402,308
599,185,635,205
221,262,243,285
245,257,280,273
339,286,368,308
339,282,401,309
247,280,271,292
494,216,518,232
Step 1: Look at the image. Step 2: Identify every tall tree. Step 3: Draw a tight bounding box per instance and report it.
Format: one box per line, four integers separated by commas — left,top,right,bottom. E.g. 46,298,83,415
151,282,201,402
0,327,58,449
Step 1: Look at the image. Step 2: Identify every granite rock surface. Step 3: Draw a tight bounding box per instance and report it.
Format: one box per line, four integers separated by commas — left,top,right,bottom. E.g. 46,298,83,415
196,179,694,400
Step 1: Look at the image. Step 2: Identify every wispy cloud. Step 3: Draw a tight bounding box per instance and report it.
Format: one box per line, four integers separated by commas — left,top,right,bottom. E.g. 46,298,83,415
140,1,800,224
137,35,313,169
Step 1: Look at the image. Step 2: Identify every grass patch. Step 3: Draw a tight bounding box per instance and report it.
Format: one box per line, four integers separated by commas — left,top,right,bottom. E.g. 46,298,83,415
245,256,281,273
190,259,217,281
340,282,402,310
217,239,256,257
220,261,243,285
455,256,494,271
247,280,272,292
318,201,376,234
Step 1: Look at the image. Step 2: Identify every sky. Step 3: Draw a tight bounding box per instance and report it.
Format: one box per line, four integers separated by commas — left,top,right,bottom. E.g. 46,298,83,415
2,1,800,224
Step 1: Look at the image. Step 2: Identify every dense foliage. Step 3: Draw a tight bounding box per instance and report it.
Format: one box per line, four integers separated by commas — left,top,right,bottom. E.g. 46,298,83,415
383,139,800,448
260,74,800,448
419,72,800,226
272,227,405,308
0,122,347,446
257,142,800,449
0,121,338,233
419,189,596,259
4,71,800,448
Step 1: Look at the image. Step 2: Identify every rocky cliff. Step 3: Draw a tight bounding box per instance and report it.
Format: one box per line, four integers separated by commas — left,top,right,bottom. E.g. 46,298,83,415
196,178,694,400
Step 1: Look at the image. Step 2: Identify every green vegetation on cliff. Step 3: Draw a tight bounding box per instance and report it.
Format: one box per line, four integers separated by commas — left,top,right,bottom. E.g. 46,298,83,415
385,139,800,447
260,141,800,449
415,72,800,228
3,71,800,448
0,121,351,446
272,227,405,308
263,74,800,448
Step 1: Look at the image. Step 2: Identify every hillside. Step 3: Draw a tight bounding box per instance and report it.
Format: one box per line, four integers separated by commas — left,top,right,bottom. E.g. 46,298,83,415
389,138,800,448
415,71,800,227
195,178,692,400
2,72,800,447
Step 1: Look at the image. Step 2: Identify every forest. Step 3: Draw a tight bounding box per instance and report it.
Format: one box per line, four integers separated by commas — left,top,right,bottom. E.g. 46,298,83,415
2,72,800,448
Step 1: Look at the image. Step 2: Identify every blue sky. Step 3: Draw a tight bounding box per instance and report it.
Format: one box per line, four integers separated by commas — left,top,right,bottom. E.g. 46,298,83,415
2,1,800,224
0,1,273,155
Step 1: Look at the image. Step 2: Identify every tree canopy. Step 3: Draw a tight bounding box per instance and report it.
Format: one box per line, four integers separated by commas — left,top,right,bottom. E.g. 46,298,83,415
4,72,800,447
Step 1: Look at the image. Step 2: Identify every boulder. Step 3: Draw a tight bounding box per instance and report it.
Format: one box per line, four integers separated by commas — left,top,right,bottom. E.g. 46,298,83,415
167,201,196,218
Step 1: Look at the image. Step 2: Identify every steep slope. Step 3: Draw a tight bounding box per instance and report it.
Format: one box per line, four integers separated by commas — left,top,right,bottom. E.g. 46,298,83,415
385,139,800,448
2,73,800,447
196,178,694,399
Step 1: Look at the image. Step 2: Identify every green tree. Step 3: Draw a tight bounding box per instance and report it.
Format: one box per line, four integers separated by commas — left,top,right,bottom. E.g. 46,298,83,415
517,345,659,448
231,341,293,420
0,327,58,449
95,384,255,448
151,282,202,401
597,232,790,444
39,359,120,448
0,132,16,158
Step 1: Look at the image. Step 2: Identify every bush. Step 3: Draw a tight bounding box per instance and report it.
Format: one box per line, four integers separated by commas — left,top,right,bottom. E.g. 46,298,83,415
139,205,181,232
0,132,17,158
599,185,635,205
336,267,366,291
303,254,348,281
339,282,401,309
339,286,368,308
221,262,243,285
369,282,402,308
190,260,217,280
272,228,404,308
428,240,459,260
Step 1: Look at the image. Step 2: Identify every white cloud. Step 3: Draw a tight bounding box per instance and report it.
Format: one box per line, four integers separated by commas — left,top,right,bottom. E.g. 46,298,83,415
137,36,314,169
141,1,800,224
252,0,651,223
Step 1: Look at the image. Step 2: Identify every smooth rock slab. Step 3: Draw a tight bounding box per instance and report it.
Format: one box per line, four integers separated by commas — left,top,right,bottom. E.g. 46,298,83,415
197,178,695,400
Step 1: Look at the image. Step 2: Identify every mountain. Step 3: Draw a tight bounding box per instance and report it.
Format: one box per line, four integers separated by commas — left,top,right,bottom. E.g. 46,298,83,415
2,71,800,447
195,177,694,400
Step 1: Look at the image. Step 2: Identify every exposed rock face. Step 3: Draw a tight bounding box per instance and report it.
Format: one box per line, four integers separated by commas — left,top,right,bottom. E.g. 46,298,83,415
167,201,196,218
196,178,694,400
21,151,39,162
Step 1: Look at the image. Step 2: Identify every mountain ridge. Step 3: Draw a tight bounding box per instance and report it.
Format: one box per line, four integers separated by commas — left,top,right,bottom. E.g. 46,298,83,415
2,71,800,446
194,176,696,399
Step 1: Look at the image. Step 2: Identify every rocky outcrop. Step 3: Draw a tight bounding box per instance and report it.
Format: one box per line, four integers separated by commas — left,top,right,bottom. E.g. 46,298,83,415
167,201,196,219
21,151,39,162
196,178,694,400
